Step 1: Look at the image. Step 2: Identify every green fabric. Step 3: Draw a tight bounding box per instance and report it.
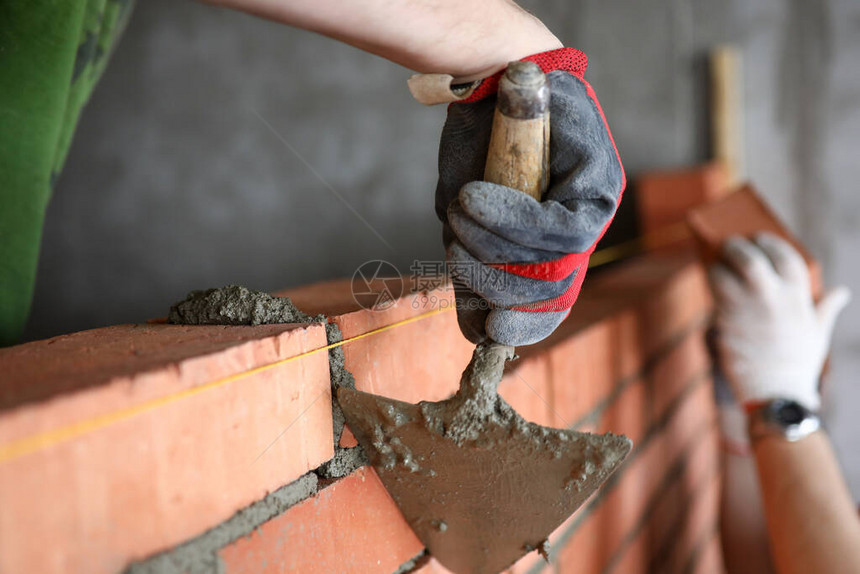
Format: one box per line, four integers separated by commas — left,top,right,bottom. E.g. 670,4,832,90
0,0,132,346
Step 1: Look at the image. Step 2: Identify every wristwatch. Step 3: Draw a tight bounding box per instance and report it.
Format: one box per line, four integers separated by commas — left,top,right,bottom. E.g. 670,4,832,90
748,399,821,443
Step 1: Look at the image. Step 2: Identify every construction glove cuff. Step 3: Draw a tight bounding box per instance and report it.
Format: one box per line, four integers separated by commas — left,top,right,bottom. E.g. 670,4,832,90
459,47,589,103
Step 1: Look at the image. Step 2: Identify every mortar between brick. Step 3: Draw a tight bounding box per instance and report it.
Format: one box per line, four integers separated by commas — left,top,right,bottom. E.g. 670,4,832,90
124,472,319,574
392,550,431,574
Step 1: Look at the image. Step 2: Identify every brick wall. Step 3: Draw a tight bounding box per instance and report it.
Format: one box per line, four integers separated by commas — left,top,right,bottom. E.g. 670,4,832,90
0,251,723,574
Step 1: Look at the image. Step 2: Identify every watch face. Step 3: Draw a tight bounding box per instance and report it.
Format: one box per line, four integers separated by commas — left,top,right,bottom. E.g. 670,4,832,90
752,399,820,443
774,400,807,426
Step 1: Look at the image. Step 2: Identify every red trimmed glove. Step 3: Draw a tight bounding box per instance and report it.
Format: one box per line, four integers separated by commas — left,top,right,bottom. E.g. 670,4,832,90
436,48,625,345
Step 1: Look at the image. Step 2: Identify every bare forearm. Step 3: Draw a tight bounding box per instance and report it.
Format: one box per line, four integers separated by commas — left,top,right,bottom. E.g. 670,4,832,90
754,431,860,574
200,0,562,81
720,449,774,574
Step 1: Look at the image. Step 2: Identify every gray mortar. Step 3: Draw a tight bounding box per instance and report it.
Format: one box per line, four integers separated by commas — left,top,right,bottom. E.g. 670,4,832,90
315,446,368,479
325,322,356,390
392,550,430,574
320,323,369,478
124,472,318,574
168,285,323,326
325,322,357,448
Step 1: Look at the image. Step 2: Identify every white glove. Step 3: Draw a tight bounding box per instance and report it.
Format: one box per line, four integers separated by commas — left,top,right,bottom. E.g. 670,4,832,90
708,233,851,411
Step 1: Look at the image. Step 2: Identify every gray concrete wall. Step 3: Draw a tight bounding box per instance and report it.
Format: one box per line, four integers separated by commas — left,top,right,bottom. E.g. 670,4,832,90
22,1,860,492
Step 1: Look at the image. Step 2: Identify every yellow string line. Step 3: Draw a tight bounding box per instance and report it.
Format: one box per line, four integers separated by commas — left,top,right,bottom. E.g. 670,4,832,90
0,306,450,465
0,222,690,465
589,222,690,269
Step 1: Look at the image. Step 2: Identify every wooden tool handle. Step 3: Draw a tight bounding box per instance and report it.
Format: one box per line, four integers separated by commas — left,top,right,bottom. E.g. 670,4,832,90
709,46,742,188
483,61,550,200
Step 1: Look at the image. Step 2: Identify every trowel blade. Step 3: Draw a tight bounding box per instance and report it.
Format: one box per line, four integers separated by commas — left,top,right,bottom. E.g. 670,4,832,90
338,387,632,574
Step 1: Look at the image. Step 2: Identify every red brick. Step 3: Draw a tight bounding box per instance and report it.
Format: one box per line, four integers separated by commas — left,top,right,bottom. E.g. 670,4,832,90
693,535,727,574
593,409,709,572
647,329,711,423
339,424,358,448
275,278,369,317
680,427,721,504
658,472,722,573
283,280,474,404
219,466,423,573
0,323,333,574
582,253,713,357
608,529,649,574
597,376,648,443
644,432,720,574
544,319,622,428
498,353,554,426
637,162,731,234
687,184,823,299
338,302,472,402
652,381,718,489
543,257,712,434
412,558,449,573
648,426,720,551
554,500,608,574
556,381,716,574
633,259,712,358
504,552,551,574
610,311,647,383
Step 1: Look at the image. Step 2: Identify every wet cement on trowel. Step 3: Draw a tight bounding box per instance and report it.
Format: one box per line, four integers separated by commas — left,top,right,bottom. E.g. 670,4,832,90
339,344,633,573
358,344,626,485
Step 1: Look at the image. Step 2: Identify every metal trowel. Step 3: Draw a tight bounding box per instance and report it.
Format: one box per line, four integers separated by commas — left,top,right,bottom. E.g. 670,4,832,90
338,62,632,574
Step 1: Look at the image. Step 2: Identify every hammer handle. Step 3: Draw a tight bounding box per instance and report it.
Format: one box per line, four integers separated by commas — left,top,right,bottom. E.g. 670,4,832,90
483,62,551,200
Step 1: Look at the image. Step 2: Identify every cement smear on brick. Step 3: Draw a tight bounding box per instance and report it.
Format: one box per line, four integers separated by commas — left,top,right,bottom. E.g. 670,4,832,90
124,472,319,574
168,285,323,326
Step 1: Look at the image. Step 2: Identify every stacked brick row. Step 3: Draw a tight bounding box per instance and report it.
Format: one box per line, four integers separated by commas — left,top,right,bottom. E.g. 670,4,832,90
0,250,723,573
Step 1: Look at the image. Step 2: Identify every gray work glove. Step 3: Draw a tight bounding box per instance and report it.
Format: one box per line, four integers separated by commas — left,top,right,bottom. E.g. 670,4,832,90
436,48,625,346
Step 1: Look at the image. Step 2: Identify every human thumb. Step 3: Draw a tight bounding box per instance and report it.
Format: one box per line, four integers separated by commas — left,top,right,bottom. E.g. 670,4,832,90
816,286,852,341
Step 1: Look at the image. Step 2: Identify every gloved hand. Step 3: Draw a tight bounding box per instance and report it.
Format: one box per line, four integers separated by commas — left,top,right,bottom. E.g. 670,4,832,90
436,48,625,346
708,233,851,411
